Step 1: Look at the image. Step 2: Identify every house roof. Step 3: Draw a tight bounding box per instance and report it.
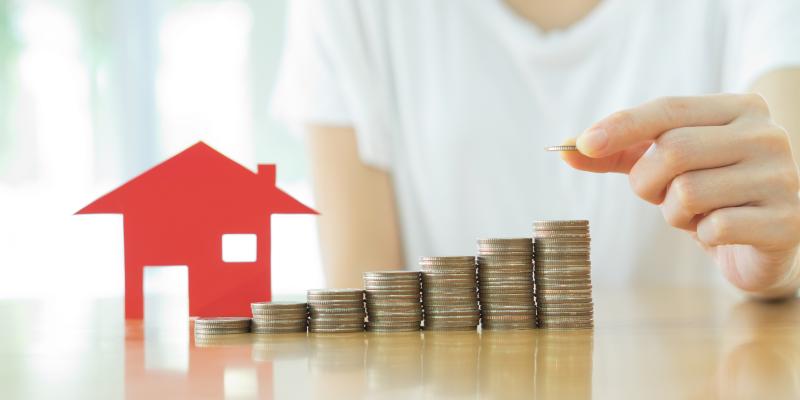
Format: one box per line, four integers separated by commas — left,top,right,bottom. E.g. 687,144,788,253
76,141,316,216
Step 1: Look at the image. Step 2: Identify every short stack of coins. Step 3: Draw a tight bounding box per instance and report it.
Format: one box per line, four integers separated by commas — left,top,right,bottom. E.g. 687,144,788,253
419,256,480,331
477,238,537,330
250,301,308,333
193,317,251,336
533,220,594,329
307,289,366,333
363,271,423,332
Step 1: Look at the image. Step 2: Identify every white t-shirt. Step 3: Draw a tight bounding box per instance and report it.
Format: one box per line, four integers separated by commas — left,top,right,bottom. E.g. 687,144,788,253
272,0,800,286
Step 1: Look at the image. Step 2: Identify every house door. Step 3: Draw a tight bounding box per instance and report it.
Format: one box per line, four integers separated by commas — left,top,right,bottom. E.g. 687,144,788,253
143,265,189,372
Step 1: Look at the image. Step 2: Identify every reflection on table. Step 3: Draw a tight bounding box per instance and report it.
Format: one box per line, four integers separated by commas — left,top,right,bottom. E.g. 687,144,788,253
1,287,799,399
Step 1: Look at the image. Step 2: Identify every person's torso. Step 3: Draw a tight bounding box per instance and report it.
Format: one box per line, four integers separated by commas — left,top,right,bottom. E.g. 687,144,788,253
340,0,731,285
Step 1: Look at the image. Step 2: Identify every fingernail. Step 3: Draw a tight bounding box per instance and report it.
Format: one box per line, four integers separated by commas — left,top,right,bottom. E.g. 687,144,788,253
577,128,608,155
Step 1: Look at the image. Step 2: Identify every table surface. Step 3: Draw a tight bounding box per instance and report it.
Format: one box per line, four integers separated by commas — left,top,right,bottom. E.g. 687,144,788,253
1,287,799,400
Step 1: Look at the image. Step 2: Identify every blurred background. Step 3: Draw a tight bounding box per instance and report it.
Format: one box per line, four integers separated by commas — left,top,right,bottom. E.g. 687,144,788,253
0,0,323,301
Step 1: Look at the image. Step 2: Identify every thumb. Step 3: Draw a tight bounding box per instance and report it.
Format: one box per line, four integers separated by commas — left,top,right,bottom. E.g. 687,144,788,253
559,138,652,174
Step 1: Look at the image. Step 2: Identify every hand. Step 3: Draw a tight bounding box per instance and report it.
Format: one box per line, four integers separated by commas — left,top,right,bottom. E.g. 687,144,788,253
562,94,800,298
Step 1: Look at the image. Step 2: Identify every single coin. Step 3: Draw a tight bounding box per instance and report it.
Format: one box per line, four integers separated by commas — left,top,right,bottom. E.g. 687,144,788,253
537,308,594,314
367,309,423,316
194,328,250,335
538,324,593,330
307,289,364,301
536,299,593,306
533,219,588,226
424,318,480,325
365,321,422,328
536,284,592,291
423,306,480,313
534,273,591,279
535,282,592,288
195,317,251,325
308,322,366,330
537,309,594,316
478,287,534,293
251,322,307,328
421,302,480,309
422,284,477,292
420,256,475,263
535,248,590,254
308,304,365,311
308,321,366,329
535,262,592,267
477,251,532,257
538,318,594,324
364,295,421,300
307,306,366,313
308,288,364,295
367,303,423,309
481,323,536,331
422,290,478,297
424,310,481,321
251,301,307,308
421,273,477,280
251,317,307,324
477,246,533,252
251,317,308,324
251,311,308,318
534,271,592,277
252,328,307,334
366,321,422,328
310,327,365,333
363,271,421,279
364,287,421,294
477,238,532,244
537,287,592,293
367,326,421,333
534,243,591,250
423,325,476,331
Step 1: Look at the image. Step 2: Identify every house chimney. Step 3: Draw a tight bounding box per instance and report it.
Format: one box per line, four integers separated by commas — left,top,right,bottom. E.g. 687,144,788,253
258,164,276,186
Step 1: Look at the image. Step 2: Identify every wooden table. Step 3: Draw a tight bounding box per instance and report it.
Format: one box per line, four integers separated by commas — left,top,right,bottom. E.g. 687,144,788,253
1,287,799,399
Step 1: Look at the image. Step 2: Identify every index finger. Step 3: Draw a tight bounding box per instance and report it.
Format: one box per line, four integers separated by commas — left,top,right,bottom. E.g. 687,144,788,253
576,94,759,158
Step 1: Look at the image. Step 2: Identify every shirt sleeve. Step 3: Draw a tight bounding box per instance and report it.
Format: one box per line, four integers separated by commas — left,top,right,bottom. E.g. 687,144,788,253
270,0,395,170
722,0,800,92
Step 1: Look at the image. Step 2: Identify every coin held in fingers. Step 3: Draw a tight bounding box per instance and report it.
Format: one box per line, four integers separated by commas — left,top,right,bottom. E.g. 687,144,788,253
545,145,578,152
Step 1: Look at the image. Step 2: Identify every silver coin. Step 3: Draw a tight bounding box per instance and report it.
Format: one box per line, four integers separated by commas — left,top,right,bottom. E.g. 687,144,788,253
195,317,250,324
533,219,588,226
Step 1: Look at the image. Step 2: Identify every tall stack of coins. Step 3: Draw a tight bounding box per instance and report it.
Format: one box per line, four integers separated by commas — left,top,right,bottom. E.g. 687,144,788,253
307,289,366,333
193,317,251,336
250,301,308,333
363,271,423,332
533,220,594,329
420,256,480,331
477,239,537,330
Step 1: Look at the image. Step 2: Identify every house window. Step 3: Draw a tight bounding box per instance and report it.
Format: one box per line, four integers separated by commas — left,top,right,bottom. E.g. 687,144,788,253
222,234,257,263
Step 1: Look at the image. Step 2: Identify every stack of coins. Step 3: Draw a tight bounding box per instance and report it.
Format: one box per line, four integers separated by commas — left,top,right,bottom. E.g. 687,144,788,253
477,238,537,330
533,220,594,329
250,301,308,333
363,271,423,332
193,317,251,336
420,256,480,331
307,289,366,333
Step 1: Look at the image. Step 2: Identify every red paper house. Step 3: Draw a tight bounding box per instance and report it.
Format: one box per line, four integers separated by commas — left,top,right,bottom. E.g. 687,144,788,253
77,142,316,319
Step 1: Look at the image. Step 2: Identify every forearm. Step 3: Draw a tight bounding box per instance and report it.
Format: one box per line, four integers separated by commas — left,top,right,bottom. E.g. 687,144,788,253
307,125,405,288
